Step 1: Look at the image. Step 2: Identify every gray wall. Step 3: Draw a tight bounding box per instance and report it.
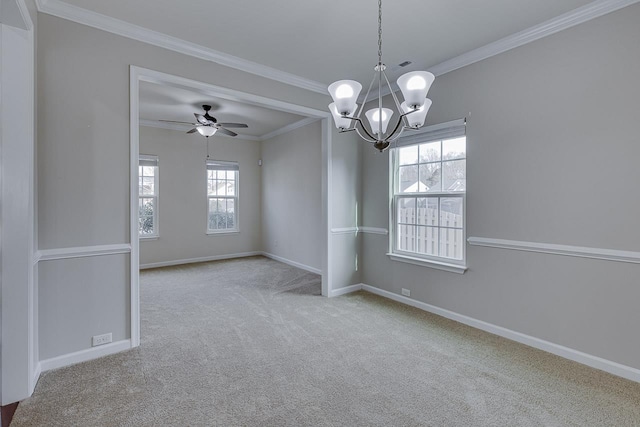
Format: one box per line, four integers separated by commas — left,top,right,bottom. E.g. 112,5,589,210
261,121,322,271
36,13,331,361
361,4,640,369
139,126,261,266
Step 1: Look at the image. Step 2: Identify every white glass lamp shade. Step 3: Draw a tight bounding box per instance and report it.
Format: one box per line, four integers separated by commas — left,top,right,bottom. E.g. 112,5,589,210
365,108,394,135
401,98,432,128
328,80,362,116
329,102,357,130
197,126,217,137
397,71,435,109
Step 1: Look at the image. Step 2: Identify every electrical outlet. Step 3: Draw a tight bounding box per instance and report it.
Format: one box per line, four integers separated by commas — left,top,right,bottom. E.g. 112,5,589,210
401,288,411,297
92,333,112,347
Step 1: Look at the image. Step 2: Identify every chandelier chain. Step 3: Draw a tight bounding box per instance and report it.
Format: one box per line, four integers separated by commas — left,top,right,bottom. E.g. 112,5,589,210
378,0,383,65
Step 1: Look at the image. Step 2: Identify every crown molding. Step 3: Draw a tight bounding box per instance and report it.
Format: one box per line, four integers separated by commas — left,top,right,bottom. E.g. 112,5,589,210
259,117,319,141
139,119,262,141
35,0,327,94
36,0,639,99
428,0,640,76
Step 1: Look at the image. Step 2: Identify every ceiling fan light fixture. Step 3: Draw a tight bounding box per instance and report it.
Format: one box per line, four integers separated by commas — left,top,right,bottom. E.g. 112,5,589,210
197,126,217,137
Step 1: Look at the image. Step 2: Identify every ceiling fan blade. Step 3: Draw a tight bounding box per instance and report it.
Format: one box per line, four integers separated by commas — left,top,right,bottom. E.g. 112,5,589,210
159,120,197,125
187,128,198,134
216,127,238,137
217,123,248,128
195,113,209,125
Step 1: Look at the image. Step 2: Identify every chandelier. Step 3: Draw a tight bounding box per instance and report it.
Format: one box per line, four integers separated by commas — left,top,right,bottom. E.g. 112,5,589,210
327,0,435,152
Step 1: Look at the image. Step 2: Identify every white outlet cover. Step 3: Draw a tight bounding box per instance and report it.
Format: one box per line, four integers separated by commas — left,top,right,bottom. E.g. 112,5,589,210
401,288,411,297
92,333,113,347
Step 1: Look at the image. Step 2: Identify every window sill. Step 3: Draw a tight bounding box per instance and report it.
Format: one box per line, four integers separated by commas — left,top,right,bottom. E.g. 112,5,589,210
206,230,239,235
387,253,467,274
139,235,159,241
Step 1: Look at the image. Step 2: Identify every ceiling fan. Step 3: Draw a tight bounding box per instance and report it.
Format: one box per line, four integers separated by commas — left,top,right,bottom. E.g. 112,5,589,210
159,105,248,137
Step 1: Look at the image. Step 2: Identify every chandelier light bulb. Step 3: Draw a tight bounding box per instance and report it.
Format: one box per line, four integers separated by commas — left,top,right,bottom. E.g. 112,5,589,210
406,75,427,90
401,99,432,128
335,84,355,99
365,108,393,135
329,102,357,130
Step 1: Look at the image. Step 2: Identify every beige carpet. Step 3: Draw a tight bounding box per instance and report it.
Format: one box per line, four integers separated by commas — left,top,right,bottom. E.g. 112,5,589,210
12,256,640,426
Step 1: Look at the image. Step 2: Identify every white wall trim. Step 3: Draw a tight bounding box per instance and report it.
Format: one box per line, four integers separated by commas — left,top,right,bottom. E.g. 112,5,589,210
331,227,358,235
468,237,640,264
260,117,319,141
361,284,640,383
329,283,363,298
30,362,42,394
140,251,262,270
39,340,132,372
34,0,327,94
359,227,389,235
428,0,640,76
36,244,132,262
261,252,322,275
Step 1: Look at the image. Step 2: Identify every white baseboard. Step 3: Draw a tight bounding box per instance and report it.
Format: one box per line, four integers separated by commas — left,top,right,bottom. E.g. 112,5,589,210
140,251,262,269
39,339,132,372
361,284,640,383
329,283,363,298
30,362,42,394
261,252,322,275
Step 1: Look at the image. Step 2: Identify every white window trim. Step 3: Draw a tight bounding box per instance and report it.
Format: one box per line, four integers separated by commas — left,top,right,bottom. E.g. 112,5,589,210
388,119,468,273
206,160,239,234
139,154,159,239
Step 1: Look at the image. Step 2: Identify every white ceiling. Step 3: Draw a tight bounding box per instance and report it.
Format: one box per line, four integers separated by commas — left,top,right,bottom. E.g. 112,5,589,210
53,0,625,141
139,81,307,139
57,0,594,86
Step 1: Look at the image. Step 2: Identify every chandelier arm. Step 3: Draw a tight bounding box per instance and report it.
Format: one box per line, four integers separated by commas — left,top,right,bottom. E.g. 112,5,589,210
382,69,410,128
354,127,377,144
381,109,416,142
355,71,378,120
352,116,379,142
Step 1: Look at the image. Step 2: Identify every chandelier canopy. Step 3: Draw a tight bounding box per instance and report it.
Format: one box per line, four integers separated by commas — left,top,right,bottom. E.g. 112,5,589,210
328,0,435,152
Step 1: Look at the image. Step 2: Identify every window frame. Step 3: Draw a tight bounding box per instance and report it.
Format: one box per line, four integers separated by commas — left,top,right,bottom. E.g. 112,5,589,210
388,119,468,273
206,160,240,235
138,154,159,239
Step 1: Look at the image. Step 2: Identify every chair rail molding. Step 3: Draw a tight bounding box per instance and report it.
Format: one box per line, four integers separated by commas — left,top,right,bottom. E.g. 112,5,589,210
467,237,640,264
36,243,132,262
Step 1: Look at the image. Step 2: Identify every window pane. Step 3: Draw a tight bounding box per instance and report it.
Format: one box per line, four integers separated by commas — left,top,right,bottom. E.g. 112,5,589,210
207,179,216,196
397,225,415,252
138,177,143,194
218,180,227,196
419,141,441,163
419,163,441,192
397,198,416,225
138,198,154,235
207,170,215,180
399,145,418,165
142,166,155,177
442,160,466,192
216,170,226,179
142,177,155,195
226,180,235,196
442,137,466,160
440,198,463,229
226,199,235,229
399,165,419,193
416,226,439,256
417,197,438,226
440,228,464,260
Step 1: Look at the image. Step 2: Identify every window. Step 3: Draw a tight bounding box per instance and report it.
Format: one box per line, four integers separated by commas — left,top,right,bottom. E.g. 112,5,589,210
139,155,159,238
391,120,466,270
207,160,239,233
